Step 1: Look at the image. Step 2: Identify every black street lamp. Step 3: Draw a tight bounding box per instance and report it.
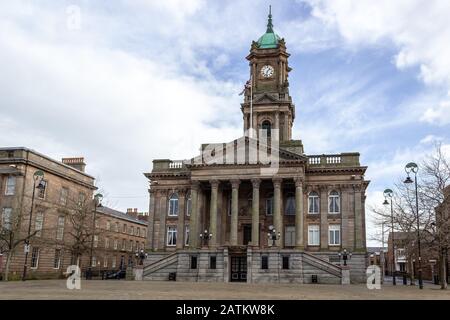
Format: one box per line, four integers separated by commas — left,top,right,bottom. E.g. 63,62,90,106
88,193,103,279
383,188,397,285
199,229,212,247
338,249,352,266
22,170,45,281
404,162,423,289
135,249,148,266
267,225,280,246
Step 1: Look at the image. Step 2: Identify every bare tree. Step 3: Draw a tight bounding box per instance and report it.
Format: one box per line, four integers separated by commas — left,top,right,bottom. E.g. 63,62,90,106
371,143,450,289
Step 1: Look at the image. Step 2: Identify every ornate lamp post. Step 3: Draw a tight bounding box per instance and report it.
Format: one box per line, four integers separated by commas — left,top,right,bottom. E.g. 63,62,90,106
135,249,148,266
383,188,396,285
22,170,45,281
404,162,423,289
199,229,212,247
267,225,280,246
338,249,352,266
88,193,103,278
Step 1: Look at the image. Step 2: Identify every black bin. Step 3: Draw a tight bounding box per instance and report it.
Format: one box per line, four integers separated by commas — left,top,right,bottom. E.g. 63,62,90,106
169,272,176,281
311,275,318,283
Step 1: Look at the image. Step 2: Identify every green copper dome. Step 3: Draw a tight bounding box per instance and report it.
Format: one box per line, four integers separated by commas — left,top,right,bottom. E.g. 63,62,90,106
257,6,280,49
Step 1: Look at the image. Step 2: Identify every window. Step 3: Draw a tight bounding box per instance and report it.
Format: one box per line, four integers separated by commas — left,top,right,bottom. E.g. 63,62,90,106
284,226,295,247
210,256,217,269
37,180,47,199
329,225,341,245
93,235,98,248
35,212,44,237
114,239,118,250
130,226,134,235
185,225,190,246
60,187,68,205
77,192,86,206
261,120,272,137
186,194,192,216
282,256,290,270
112,258,116,269
261,256,269,269
5,176,16,195
123,224,127,233
142,228,146,237
168,193,179,216
53,249,61,269
31,247,40,269
328,190,340,214
136,227,140,236
190,256,197,269
227,197,232,216
106,221,111,231
92,256,97,267
104,257,108,268
285,195,295,215
122,239,126,250
95,219,99,229
265,195,274,215
129,240,133,252
308,191,319,214
105,237,109,249
1,207,12,230
167,226,177,246
308,225,320,246
115,222,119,232
56,216,65,240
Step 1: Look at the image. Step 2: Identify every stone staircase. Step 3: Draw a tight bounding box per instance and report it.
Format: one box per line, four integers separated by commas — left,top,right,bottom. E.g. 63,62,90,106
143,252,178,280
302,252,342,283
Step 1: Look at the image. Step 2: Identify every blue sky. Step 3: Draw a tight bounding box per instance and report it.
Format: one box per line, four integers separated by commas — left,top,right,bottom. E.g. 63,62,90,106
1,0,450,245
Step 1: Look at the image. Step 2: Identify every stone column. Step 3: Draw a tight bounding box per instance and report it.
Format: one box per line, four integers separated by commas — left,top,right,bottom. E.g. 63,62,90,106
189,181,200,248
273,178,282,247
209,180,219,247
230,179,240,246
284,113,289,141
354,184,364,251
147,189,156,250
294,177,304,249
320,186,329,250
274,112,280,141
158,190,168,250
176,189,186,249
251,178,261,247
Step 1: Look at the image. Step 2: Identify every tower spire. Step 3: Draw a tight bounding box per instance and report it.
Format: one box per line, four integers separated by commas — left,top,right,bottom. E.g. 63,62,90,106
266,5,274,33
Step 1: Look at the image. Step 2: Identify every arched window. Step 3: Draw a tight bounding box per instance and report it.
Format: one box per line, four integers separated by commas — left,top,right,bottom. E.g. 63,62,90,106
168,193,179,216
261,120,271,137
285,194,295,215
308,191,319,214
328,190,340,214
265,193,274,215
186,193,192,216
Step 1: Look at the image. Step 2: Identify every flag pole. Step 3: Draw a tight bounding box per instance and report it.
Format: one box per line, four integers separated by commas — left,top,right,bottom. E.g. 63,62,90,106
249,75,253,138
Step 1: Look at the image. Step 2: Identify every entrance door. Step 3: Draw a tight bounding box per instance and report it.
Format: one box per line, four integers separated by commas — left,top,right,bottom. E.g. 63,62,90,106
243,225,252,245
230,256,247,282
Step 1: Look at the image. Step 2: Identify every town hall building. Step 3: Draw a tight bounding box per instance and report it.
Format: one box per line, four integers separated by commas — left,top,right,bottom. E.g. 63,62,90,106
143,10,369,284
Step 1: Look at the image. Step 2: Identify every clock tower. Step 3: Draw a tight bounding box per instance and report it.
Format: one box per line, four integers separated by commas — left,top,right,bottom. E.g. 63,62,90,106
241,7,295,143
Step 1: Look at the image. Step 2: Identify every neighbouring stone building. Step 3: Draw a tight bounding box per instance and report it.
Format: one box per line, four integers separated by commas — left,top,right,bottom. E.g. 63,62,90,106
0,147,96,279
0,147,148,280
143,11,369,284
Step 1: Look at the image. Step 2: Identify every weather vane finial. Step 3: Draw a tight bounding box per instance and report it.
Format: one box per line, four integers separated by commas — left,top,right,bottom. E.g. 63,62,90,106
266,5,274,33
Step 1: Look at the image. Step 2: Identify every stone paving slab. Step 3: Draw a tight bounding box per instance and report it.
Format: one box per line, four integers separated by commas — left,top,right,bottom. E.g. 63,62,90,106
0,280,449,300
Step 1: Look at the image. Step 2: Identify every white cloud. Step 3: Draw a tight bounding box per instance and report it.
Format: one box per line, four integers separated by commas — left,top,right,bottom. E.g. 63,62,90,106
306,0,450,124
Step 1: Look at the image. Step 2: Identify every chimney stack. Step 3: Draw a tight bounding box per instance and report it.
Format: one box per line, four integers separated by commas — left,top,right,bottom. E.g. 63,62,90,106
62,157,86,172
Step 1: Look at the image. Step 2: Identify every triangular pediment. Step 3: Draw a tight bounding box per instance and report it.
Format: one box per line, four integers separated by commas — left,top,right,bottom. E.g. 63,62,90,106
185,136,307,168
254,93,278,104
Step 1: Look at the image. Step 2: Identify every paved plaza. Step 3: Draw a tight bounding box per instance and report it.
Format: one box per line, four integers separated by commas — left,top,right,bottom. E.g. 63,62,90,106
0,280,449,300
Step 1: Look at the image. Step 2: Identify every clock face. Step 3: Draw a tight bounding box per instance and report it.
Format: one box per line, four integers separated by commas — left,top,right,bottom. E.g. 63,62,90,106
260,65,274,78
